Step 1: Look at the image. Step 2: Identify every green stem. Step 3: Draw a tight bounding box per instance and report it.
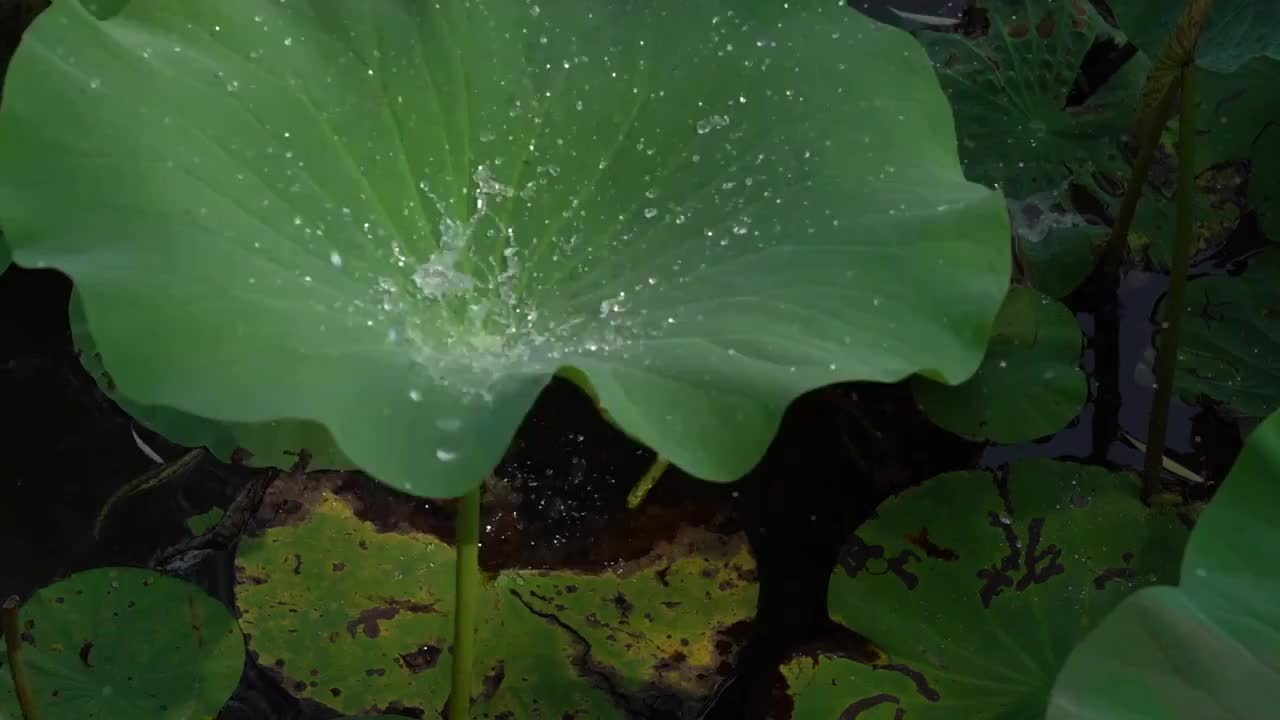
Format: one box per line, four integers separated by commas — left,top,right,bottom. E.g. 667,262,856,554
1143,63,1198,500
626,456,670,509
2,597,42,720
1099,81,1178,276
447,485,482,720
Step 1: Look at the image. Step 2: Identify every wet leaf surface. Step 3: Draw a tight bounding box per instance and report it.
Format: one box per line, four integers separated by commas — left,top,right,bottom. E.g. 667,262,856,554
782,459,1187,718
1049,410,1280,719
912,287,1087,443
0,0,1010,498
234,474,757,718
0,567,244,720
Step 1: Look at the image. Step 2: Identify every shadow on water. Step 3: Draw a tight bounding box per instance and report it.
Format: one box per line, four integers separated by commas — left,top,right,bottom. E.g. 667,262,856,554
0,2,1258,719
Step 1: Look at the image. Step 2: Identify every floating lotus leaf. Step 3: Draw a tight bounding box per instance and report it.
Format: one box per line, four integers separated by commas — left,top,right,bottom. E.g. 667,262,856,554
1113,0,1280,73
0,567,244,720
0,0,1010,497
912,287,1086,443
1048,409,1280,719
916,0,1132,199
783,459,1187,718
1169,250,1280,418
234,476,756,717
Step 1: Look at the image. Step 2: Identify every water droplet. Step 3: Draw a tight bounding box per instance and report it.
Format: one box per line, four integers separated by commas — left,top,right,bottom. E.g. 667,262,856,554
644,207,659,219
329,250,343,268
408,389,422,402
88,77,101,89
436,448,458,462
696,114,730,134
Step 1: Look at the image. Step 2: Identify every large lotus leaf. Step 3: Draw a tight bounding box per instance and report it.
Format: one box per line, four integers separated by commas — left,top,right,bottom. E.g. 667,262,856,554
783,459,1187,718
1048,409,1280,719
1113,0,1280,73
912,287,1086,443
0,567,244,720
1169,250,1280,418
0,1,1010,497
69,289,355,472
916,0,1133,198
234,476,757,717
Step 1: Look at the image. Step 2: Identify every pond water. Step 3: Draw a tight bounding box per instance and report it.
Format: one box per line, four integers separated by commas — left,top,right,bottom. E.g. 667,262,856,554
0,1,1254,719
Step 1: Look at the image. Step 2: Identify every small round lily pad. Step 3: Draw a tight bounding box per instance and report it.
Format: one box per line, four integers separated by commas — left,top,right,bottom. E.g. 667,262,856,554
0,567,245,720
912,287,1087,443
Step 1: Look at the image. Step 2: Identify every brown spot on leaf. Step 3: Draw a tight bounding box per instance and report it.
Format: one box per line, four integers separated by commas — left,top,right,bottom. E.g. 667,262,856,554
347,606,399,639
331,561,345,572
365,667,386,677
879,663,940,702
479,661,506,703
1007,21,1029,38
345,598,438,638
399,645,442,673
840,694,904,719
78,641,93,667
609,592,633,623
905,528,959,561
1093,551,1137,589
1036,13,1056,38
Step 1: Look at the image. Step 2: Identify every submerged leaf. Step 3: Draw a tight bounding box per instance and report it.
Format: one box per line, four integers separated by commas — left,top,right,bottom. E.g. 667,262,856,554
0,0,1009,496
784,459,1186,718
0,567,245,720
1048,410,1280,719
912,287,1086,443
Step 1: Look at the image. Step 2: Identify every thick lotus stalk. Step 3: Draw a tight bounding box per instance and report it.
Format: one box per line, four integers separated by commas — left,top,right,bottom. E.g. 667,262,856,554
1143,62,1200,499
448,485,482,720
1140,0,1215,121
1100,0,1214,275
2,597,43,720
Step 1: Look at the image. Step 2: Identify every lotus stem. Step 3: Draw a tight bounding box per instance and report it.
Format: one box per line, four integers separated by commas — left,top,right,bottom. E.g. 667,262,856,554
626,456,670,509
447,484,482,720
1099,81,1177,276
2,596,42,720
1143,62,1198,500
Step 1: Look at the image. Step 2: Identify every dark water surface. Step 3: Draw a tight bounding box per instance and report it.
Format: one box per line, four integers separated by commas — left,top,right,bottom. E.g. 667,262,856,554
0,1,1251,719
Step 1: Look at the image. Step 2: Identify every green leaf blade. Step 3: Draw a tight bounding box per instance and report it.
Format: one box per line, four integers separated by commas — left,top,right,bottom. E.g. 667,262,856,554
1049,410,1280,719
1,1,1009,495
